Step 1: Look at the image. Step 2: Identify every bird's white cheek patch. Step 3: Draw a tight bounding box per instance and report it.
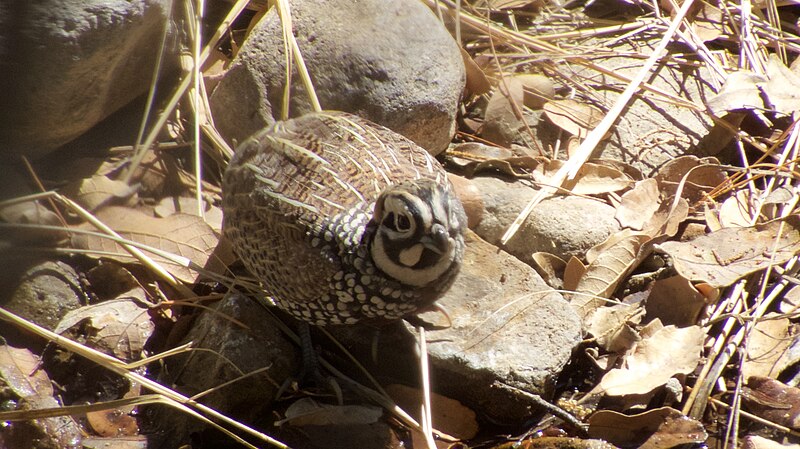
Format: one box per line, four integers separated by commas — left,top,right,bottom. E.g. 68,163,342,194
399,244,424,267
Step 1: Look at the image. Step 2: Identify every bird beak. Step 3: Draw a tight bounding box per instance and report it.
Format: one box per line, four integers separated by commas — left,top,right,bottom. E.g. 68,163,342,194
421,223,450,255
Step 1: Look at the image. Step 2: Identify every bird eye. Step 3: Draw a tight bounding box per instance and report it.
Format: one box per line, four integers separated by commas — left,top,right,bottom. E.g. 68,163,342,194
395,213,412,232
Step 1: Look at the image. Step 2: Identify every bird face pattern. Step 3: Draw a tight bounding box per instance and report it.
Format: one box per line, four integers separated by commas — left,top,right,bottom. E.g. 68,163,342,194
371,179,464,288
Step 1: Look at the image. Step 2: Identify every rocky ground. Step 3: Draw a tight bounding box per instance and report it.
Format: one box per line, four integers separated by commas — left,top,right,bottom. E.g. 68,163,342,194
1,0,800,449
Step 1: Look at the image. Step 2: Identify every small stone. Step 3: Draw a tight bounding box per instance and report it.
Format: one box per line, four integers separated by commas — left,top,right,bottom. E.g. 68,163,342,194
472,176,620,263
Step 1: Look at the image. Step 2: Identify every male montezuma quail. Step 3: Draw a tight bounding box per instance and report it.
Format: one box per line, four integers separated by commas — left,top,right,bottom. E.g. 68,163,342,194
222,111,466,326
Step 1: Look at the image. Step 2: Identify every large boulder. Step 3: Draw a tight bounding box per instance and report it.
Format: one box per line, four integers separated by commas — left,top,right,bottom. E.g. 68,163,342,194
209,0,465,154
1,0,176,160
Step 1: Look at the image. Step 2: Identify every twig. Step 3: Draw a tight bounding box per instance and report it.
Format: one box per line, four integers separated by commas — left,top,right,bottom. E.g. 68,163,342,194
418,326,437,449
493,381,588,437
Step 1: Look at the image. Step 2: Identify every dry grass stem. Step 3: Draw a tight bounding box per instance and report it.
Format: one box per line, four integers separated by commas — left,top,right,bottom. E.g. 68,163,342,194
501,0,697,244
0,308,289,449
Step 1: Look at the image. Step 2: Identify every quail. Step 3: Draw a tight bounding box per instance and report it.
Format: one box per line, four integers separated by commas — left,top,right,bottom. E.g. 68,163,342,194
222,111,466,327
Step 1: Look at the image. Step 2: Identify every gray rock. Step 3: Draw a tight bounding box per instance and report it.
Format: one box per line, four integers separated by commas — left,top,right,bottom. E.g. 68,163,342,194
209,0,464,154
482,109,544,149
153,292,296,447
331,231,582,423
551,38,719,174
160,238,579,428
1,260,85,332
169,292,295,408
473,176,620,262
1,0,176,160
277,421,400,449
416,231,582,421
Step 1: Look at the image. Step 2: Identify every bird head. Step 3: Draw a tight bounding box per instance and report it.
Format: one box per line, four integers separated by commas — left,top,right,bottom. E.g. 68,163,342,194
370,178,466,287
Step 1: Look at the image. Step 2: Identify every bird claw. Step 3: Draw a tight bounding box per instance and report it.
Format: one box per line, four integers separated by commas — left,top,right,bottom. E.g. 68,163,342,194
275,365,344,405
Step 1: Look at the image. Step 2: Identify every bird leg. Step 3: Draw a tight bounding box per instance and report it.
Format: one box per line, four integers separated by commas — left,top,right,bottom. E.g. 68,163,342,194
276,321,343,405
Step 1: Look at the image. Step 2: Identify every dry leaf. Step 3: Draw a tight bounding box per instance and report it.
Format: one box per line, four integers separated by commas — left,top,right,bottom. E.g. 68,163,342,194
591,159,644,181
544,99,605,139
0,201,66,245
659,216,800,287
588,407,707,449
765,186,795,205
762,186,796,221
691,0,725,42
129,150,222,199
742,313,795,379
275,398,383,427
513,437,619,449
483,75,528,146
565,162,633,195
516,73,555,109
451,150,632,192
450,142,516,161
614,176,689,238
534,159,633,195
461,47,491,96
743,377,800,430
563,256,587,292
54,296,154,361
154,196,205,217
615,178,661,231
781,284,800,314
654,156,727,204
0,345,53,398
129,150,175,196
644,276,707,326
702,112,747,158
85,262,141,300
586,347,620,371
588,303,645,352
451,155,538,178
386,384,478,440
706,71,765,116
570,231,651,322
704,203,723,232
695,282,720,303
719,190,755,227
72,206,220,283
764,54,800,116
154,196,224,234
86,407,139,437
644,196,689,238
531,252,566,290
487,74,554,113
639,318,664,339
586,228,646,263
86,376,141,438
61,175,135,212
600,324,704,396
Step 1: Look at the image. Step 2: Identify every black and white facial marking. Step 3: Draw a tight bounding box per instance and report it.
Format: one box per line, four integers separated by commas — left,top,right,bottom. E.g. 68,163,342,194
370,179,465,287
